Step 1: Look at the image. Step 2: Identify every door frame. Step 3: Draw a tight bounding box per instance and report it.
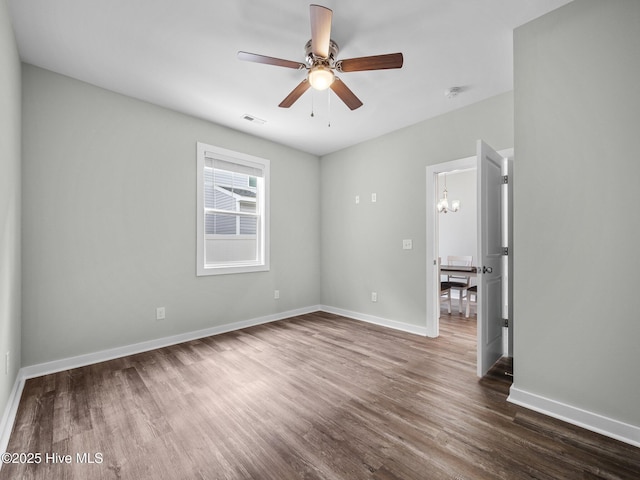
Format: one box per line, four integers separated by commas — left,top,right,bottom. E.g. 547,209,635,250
425,148,513,361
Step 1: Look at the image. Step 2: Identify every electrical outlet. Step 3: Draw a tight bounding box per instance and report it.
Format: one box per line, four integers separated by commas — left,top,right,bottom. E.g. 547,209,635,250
274,290,280,299
156,307,166,320
403,239,413,250
371,292,378,302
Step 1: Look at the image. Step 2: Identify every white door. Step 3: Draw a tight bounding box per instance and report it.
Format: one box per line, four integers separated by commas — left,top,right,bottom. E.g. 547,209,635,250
477,140,505,377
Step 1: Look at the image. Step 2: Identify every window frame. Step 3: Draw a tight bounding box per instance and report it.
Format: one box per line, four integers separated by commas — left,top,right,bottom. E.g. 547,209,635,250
196,142,270,276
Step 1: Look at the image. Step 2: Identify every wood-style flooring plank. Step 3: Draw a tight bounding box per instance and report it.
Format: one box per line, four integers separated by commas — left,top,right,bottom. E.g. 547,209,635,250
2,311,639,479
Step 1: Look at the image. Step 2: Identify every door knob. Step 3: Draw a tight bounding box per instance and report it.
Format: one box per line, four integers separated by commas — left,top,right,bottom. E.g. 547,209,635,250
482,266,493,274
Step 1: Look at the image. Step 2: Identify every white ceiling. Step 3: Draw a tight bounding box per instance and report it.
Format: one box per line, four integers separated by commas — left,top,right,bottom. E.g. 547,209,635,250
8,0,572,156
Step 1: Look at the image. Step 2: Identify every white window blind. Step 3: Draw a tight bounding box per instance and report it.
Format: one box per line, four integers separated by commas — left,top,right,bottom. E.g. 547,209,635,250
205,155,264,178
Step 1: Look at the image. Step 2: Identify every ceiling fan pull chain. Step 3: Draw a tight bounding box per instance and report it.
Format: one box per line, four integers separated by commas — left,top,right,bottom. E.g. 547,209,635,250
310,91,315,117
327,89,331,127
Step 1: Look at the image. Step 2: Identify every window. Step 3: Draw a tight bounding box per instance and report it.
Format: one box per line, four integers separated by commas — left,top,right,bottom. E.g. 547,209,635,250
196,142,270,276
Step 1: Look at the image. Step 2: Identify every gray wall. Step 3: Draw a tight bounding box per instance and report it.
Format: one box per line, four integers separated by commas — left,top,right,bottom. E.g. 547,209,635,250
320,92,513,327
514,0,640,426
21,65,320,366
0,0,21,423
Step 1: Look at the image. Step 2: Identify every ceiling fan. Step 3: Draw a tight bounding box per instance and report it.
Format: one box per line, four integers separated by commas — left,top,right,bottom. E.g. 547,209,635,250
237,4,404,111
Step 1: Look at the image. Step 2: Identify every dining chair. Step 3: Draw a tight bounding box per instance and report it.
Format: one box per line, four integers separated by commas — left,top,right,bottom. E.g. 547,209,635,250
465,285,477,318
446,255,473,314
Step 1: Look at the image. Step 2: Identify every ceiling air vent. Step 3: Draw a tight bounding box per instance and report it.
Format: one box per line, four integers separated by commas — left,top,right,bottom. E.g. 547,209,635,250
242,114,266,125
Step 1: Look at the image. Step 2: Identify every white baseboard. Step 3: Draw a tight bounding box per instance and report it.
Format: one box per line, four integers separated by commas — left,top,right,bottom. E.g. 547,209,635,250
0,373,26,457
320,305,427,336
508,386,640,448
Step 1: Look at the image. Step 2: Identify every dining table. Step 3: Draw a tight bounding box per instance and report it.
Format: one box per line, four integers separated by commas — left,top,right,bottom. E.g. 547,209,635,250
439,265,478,277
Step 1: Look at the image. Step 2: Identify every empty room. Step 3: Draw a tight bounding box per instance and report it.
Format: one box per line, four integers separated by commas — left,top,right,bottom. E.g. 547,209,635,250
1,1,639,478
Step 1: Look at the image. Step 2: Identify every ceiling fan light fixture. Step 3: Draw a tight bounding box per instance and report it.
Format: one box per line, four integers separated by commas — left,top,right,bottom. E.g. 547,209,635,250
308,65,335,90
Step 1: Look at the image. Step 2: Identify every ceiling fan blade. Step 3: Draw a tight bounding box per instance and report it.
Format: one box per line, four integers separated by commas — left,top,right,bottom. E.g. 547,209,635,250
330,78,363,110
310,4,332,58
279,79,311,108
337,53,404,72
237,51,306,70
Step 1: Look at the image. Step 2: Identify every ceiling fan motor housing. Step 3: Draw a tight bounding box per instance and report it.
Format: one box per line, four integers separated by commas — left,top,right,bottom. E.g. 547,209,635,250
305,39,339,67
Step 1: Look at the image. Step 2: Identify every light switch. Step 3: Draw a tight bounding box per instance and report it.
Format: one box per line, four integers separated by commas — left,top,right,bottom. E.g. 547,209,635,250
355,195,360,204
371,193,377,203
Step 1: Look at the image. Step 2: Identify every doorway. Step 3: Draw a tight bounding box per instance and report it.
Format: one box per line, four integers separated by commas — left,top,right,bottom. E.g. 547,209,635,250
438,168,477,315
426,142,513,376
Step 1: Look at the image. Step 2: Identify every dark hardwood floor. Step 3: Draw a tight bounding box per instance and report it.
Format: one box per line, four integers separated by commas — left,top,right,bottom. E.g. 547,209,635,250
2,311,639,479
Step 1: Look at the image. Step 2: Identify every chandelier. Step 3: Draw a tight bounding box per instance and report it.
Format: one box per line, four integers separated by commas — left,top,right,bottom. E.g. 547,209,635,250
437,173,460,214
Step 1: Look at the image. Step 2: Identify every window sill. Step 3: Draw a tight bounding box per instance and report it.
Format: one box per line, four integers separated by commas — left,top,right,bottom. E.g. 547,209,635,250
197,262,269,276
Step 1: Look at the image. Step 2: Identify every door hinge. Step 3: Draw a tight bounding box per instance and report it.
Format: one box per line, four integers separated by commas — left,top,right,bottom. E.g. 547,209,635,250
502,175,509,184
502,247,509,256
503,318,509,328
